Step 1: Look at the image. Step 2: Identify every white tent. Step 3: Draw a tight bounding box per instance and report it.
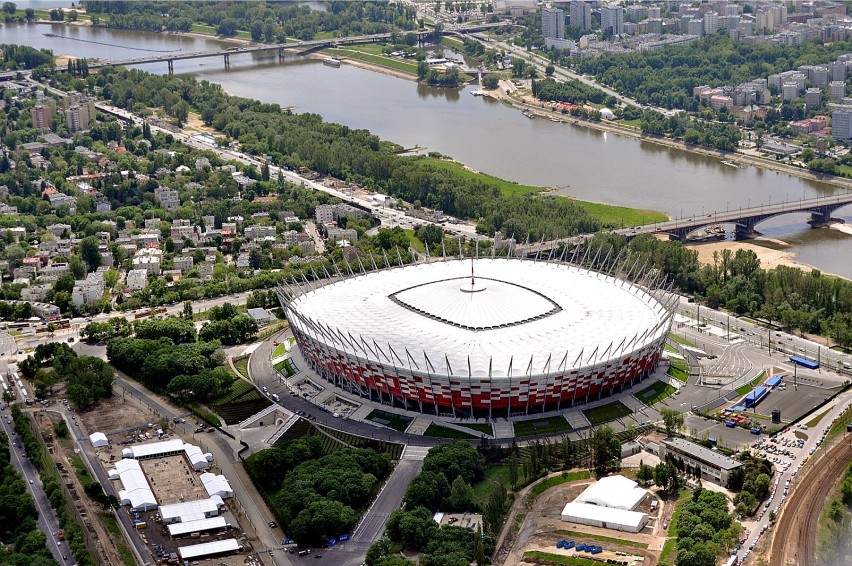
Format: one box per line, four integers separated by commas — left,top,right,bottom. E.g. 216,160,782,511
110,459,157,512
89,432,109,448
575,475,647,511
200,473,234,499
560,502,648,533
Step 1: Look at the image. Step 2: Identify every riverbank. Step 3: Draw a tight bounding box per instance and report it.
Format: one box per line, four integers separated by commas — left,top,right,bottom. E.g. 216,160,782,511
687,237,849,280
494,88,852,194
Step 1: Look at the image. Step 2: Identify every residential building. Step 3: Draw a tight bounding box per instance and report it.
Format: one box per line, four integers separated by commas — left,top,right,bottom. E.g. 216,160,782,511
235,253,251,270
600,5,624,36
21,284,52,303
812,66,830,88
64,104,93,133
709,95,733,111
704,11,719,35
832,106,852,139
570,1,591,30
541,7,564,39
30,104,53,131
71,274,105,308
657,437,742,486
830,81,846,101
173,256,194,273
326,227,358,243
153,186,180,211
126,269,149,291
830,61,847,82
782,82,800,102
804,88,822,111
244,225,277,241
132,248,162,275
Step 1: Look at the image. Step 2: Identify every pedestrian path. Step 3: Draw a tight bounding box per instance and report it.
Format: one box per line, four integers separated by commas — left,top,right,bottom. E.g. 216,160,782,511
493,420,514,438
565,411,590,429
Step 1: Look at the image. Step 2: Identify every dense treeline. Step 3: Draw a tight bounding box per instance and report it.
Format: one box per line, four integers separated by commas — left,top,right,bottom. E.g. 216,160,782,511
639,109,742,151
0,428,58,566
244,436,392,546
730,453,773,515
18,343,113,409
10,405,93,565
532,77,610,105
0,44,53,71
81,1,416,40
577,35,852,110
581,233,852,347
819,462,852,563
673,488,742,566
72,67,604,239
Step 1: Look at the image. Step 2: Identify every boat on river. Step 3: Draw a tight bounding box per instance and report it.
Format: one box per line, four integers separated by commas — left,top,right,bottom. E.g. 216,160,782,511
322,58,341,68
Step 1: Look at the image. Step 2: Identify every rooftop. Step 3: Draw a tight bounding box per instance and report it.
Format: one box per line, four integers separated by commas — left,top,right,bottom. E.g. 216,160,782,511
662,437,742,470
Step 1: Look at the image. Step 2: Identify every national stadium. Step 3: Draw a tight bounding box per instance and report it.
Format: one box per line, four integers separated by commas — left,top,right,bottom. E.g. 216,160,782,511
277,257,676,418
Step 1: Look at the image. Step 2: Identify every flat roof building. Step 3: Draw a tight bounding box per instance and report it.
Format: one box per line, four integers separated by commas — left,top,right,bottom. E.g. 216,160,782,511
575,475,647,511
659,437,742,486
178,538,241,560
560,502,647,533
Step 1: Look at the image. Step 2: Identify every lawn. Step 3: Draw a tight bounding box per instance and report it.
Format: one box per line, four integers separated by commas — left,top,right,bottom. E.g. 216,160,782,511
635,381,676,406
667,361,688,383
806,409,831,428
70,455,93,489
423,423,477,439
365,409,413,432
513,416,571,437
232,356,249,380
553,529,649,550
570,200,668,229
440,36,467,50
414,157,543,197
472,464,512,507
527,471,591,503
323,47,421,75
100,513,136,566
522,552,600,566
272,343,287,359
735,371,766,396
273,358,296,377
660,488,692,566
401,228,426,253
459,422,493,435
668,333,696,347
582,400,633,426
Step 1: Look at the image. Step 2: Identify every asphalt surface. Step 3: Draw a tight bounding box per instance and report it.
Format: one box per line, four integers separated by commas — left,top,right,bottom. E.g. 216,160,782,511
0,406,66,564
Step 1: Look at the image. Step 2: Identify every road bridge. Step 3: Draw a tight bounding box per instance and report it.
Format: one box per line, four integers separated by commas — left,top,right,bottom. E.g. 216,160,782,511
84,31,433,74
512,192,852,257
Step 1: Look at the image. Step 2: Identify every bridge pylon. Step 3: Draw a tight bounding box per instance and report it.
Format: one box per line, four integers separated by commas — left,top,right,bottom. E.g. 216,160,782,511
167,60,173,75
808,211,834,227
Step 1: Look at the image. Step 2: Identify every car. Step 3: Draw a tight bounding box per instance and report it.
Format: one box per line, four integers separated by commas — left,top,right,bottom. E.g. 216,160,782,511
268,521,277,528
29,480,33,484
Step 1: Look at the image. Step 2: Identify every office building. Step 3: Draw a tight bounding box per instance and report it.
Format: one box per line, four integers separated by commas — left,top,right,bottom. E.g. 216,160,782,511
832,107,852,139
658,437,742,486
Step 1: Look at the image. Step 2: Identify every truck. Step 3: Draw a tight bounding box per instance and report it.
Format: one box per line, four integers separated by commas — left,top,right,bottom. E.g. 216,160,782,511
56,530,64,541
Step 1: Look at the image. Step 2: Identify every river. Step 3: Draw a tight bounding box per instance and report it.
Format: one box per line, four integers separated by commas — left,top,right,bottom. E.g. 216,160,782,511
4,22,852,277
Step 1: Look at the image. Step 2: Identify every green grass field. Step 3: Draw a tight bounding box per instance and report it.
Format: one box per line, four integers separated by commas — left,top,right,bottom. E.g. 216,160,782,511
70,455,93,489
735,371,766,396
570,200,668,229
423,423,477,439
401,228,426,252
660,489,692,565
513,416,571,437
635,381,676,406
472,464,512,507
366,409,413,432
233,356,249,379
100,513,136,566
273,358,296,377
553,528,649,550
583,400,633,425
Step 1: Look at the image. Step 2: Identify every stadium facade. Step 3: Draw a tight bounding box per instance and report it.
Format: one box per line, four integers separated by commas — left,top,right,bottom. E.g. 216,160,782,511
278,257,675,418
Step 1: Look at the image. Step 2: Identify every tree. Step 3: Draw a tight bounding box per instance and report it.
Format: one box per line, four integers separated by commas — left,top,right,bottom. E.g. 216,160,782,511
416,223,444,250
481,75,499,89
545,64,555,77
2,2,16,14
217,18,239,36
403,471,450,511
446,476,474,511
79,236,101,272
661,407,685,437
591,426,621,477
182,301,193,320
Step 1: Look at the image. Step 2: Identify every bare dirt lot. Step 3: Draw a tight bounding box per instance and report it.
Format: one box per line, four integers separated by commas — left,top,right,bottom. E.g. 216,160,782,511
141,455,207,504
504,478,668,566
77,390,159,436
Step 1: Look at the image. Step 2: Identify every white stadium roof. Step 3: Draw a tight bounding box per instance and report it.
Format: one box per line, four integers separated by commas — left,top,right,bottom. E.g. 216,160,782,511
575,475,647,511
178,538,241,560
288,259,670,378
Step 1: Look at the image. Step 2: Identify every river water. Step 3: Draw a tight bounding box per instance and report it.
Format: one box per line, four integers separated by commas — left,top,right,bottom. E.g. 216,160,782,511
4,22,852,277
